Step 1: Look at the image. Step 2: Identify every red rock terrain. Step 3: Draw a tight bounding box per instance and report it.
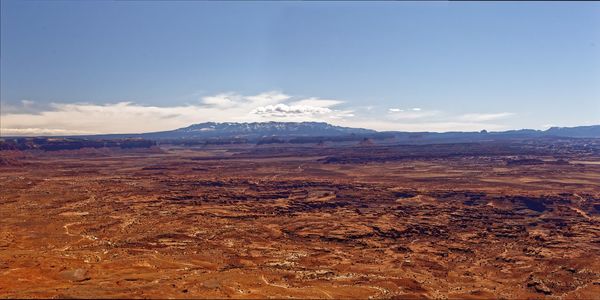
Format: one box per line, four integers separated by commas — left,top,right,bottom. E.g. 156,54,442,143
0,140,599,298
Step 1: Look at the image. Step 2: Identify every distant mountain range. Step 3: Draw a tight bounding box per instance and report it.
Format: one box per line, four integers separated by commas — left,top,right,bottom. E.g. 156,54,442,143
4,122,599,151
79,122,600,143
5,122,599,144
544,125,600,138
142,121,375,139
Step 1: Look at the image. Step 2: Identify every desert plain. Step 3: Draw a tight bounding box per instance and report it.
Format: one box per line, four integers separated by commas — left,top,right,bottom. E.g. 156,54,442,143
1,139,600,299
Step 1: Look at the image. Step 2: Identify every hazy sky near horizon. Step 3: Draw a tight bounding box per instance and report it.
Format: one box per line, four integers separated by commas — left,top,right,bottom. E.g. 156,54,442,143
1,1,599,135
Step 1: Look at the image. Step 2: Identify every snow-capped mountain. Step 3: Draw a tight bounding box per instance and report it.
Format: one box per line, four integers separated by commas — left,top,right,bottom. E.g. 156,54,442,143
63,122,600,142
141,121,376,139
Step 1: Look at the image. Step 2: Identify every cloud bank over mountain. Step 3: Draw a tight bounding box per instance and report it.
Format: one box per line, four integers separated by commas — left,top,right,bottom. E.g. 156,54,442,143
1,91,521,136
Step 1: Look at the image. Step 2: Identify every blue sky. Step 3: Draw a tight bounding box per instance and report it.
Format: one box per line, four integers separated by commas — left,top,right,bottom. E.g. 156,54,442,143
1,1,599,135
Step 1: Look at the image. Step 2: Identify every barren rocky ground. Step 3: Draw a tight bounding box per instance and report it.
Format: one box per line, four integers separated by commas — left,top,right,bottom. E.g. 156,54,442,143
1,141,599,298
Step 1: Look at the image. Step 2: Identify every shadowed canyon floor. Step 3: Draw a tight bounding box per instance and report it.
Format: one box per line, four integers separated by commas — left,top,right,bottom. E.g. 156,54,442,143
1,140,600,298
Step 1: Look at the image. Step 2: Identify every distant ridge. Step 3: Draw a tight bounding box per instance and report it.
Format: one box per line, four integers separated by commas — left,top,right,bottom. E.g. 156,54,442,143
543,125,600,138
3,122,599,142
136,122,600,142
155,121,376,139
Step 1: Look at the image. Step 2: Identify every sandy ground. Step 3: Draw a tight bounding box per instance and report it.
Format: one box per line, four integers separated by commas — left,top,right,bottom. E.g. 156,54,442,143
1,142,599,298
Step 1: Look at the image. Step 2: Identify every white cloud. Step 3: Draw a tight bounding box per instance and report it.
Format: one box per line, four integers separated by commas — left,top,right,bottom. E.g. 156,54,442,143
387,107,424,114
0,91,518,136
457,112,514,122
201,93,241,108
21,100,35,108
251,104,332,117
375,108,514,131
0,91,352,136
245,91,291,106
1,102,208,135
201,91,291,109
249,96,347,118
1,128,95,136
290,98,343,108
336,119,509,132
1,99,49,115
387,109,440,120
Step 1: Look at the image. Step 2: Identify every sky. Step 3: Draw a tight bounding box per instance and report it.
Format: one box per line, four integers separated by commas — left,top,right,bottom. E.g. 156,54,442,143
1,1,599,136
